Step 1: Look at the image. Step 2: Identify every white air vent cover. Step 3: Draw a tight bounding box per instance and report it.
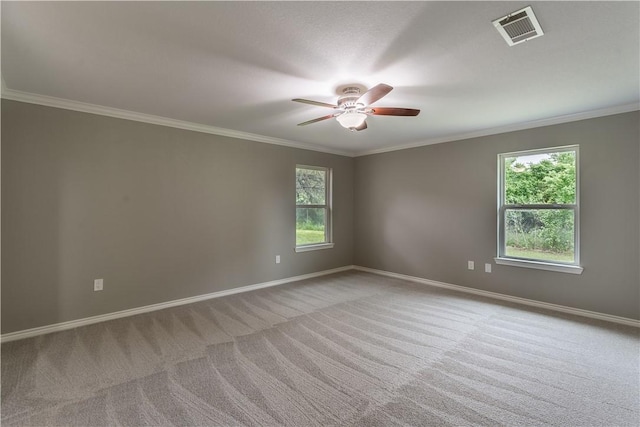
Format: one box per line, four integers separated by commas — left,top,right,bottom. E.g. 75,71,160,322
493,6,544,46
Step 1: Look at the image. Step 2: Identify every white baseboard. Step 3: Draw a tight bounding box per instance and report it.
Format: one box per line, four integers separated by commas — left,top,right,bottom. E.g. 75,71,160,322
4,264,636,343
0,265,354,343
354,266,640,328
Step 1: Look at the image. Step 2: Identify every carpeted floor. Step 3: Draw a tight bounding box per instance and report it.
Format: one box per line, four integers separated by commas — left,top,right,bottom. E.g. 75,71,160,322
2,271,639,426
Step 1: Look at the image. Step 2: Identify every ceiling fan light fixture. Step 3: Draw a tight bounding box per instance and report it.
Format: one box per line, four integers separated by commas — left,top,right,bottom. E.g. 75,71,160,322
336,111,367,130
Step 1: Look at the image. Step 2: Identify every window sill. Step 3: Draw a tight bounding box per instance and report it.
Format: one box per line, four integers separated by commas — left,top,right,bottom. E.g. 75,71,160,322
494,257,583,275
295,243,334,253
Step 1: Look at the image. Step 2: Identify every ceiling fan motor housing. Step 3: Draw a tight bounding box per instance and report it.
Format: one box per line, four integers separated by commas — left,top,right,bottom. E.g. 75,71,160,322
338,87,364,108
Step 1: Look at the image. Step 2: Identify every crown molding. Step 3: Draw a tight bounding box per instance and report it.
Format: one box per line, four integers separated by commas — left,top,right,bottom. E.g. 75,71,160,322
3,86,637,159
0,87,354,157
354,103,640,157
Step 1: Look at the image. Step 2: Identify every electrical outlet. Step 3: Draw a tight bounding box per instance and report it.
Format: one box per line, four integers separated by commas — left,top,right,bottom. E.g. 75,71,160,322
467,261,474,270
94,278,104,291
275,255,281,264
485,263,492,273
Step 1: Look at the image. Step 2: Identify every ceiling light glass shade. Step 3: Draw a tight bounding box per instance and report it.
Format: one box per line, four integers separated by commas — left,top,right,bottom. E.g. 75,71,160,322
336,111,367,129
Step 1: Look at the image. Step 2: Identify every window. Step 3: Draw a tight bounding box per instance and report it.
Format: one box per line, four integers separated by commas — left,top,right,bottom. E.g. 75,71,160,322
496,145,583,274
295,165,333,252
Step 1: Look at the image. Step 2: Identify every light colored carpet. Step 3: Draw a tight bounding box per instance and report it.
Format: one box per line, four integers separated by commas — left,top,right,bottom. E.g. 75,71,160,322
2,271,639,426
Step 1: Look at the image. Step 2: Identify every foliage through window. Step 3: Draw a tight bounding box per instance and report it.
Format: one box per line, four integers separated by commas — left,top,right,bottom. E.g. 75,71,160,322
498,146,579,265
296,166,331,247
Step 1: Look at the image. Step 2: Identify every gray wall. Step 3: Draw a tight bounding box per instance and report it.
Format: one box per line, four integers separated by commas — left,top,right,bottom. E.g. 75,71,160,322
2,100,354,333
3,100,638,334
355,112,640,320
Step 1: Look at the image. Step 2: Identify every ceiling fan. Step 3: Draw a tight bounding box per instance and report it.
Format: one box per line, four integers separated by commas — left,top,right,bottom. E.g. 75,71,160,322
292,83,420,131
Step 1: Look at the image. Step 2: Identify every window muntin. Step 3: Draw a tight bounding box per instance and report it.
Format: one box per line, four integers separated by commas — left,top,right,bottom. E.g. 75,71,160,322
498,146,579,267
296,166,331,248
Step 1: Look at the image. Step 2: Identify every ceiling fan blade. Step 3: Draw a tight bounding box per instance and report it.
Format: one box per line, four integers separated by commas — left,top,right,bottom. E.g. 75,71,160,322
355,121,367,131
357,83,393,106
370,107,420,116
297,114,337,126
292,98,338,109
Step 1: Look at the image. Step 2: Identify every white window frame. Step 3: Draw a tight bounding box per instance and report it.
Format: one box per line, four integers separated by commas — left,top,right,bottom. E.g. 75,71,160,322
495,145,583,274
295,165,334,253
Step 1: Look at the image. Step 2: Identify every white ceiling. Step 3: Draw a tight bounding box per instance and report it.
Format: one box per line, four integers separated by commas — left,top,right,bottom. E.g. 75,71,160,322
2,1,639,156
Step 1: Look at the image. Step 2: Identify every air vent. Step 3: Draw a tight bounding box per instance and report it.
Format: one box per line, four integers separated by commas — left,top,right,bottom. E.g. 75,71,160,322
493,6,544,46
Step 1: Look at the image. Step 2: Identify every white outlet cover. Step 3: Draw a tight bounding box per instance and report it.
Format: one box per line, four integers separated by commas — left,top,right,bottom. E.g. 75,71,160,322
467,261,474,270
275,255,281,264
94,278,103,291
485,263,492,273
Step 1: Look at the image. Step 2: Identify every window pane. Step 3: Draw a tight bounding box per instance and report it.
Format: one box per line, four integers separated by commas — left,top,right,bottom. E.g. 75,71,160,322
505,151,576,204
505,209,575,263
296,168,326,205
296,208,326,245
